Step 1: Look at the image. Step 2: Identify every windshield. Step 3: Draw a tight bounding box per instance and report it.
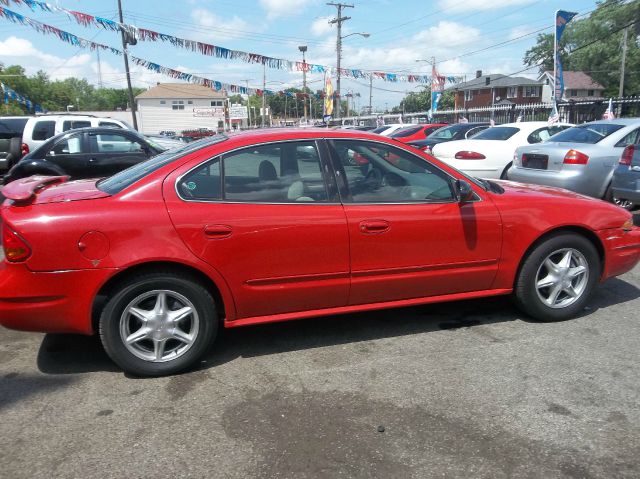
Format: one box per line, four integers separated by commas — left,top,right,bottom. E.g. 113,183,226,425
549,123,625,144
472,127,520,141
429,125,468,140
97,135,228,194
391,125,422,138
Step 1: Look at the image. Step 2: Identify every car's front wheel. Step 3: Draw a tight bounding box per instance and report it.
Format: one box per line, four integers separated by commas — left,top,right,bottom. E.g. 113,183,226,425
514,233,600,321
99,271,218,376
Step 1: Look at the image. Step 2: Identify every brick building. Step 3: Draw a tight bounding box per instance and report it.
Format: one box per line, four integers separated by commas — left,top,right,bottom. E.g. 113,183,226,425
451,71,544,109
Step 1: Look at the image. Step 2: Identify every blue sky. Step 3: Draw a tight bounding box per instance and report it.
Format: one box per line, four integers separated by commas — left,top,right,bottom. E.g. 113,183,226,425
0,0,598,110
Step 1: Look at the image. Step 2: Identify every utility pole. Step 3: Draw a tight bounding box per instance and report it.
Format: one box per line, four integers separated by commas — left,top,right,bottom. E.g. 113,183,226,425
241,79,252,128
619,26,628,98
117,0,138,130
299,45,308,121
97,49,103,89
261,63,266,128
369,76,372,114
328,2,353,120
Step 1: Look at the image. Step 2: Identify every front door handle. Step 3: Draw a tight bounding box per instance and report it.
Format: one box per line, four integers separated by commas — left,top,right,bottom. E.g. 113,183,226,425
359,220,390,234
203,224,232,239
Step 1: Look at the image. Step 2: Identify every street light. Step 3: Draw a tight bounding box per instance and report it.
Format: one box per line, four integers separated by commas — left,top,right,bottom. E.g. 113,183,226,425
335,32,369,119
298,45,308,121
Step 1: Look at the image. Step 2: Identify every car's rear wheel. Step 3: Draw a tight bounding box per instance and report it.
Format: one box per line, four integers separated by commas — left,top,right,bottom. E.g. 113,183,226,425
99,272,218,376
514,233,599,321
500,162,512,180
604,183,635,210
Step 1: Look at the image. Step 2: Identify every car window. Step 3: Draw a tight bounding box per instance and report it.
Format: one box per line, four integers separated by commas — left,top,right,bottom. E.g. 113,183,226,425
615,128,640,148
31,120,56,141
98,121,122,128
551,123,625,144
62,120,91,131
89,132,145,153
178,158,222,200
0,118,29,135
390,125,423,138
49,134,84,155
526,126,569,144
217,141,328,203
429,126,457,140
465,126,489,138
329,139,455,203
371,126,390,134
471,127,520,141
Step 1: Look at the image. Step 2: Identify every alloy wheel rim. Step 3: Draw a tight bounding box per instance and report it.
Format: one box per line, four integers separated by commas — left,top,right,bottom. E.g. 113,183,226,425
535,248,589,309
119,289,199,362
613,196,634,210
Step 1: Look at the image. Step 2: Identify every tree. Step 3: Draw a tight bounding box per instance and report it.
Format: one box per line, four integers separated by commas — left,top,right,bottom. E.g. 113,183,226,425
523,0,640,96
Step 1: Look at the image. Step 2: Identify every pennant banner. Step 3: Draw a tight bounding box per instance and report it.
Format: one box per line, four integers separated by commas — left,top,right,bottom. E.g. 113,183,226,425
1,82,44,111
554,9,577,100
1,0,463,85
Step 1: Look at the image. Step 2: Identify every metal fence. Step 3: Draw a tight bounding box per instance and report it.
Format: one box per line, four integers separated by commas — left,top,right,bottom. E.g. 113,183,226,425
341,96,640,126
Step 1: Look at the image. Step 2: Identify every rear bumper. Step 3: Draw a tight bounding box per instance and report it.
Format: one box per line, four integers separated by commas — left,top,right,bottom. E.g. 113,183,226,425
508,166,603,198
598,226,640,280
0,262,116,335
612,167,640,203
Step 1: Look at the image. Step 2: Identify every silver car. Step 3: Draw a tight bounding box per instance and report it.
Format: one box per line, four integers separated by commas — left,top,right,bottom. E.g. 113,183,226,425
612,144,640,208
508,119,640,208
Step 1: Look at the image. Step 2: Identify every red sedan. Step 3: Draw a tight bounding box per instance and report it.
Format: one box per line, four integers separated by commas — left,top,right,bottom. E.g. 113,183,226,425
1,129,639,376
390,123,447,143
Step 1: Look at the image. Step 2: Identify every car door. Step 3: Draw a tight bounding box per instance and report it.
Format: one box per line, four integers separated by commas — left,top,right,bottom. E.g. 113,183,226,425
87,131,151,177
164,139,350,320
43,132,92,178
327,139,503,306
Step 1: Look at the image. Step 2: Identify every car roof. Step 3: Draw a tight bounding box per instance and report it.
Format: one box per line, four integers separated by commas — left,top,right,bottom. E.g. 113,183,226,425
580,118,640,126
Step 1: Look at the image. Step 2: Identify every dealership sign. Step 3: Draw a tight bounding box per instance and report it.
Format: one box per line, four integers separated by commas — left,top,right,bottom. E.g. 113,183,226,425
193,108,224,117
229,105,248,120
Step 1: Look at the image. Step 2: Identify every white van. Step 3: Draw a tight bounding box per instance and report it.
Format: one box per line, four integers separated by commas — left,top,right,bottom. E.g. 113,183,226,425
22,115,131,153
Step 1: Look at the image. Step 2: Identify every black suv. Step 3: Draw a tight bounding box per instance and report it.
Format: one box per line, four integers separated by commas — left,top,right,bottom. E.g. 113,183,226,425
0,116,30,171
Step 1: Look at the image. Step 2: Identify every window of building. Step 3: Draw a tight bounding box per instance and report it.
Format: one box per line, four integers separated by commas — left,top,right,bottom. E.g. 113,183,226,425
328,140,455,203
464,90,473,101
568,89,577,97
587,89,594,96
160,100,166,104
211,100,224,107
187,100,193,104
172,100,185,110
507,86,518,98
523,86,541,98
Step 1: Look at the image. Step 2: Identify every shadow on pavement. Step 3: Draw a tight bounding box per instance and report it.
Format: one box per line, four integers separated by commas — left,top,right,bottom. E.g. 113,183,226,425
35,277,640,376
0,373,76,411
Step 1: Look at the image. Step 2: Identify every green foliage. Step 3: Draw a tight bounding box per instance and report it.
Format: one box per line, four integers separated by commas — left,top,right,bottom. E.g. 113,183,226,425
523,0,640,96
397,87,454,113
0,63,144,114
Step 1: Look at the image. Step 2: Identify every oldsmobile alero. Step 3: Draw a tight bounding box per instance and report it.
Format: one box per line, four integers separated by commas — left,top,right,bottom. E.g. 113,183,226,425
1,129,639,376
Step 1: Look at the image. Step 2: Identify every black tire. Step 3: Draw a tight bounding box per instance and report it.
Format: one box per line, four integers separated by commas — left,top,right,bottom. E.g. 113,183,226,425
500,162,512,180
514,233,600,322
604,183,635,211
6,137,21,169
99,271,218,376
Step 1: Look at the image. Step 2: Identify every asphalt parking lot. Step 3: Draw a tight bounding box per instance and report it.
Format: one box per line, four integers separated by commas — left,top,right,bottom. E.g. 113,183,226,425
1,260,639,478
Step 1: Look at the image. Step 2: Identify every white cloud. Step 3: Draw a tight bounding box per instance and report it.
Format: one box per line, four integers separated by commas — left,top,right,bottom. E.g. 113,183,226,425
259,0,318,20
311,16,333,36
189,8,251,41
413,21,481,50
438,0,534,12
508,25,536,41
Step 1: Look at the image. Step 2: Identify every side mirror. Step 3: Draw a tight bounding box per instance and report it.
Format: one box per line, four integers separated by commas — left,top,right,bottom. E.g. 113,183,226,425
455,179,475,203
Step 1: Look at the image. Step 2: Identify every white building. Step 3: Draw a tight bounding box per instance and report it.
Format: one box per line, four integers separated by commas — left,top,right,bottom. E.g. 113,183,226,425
135,83,228,134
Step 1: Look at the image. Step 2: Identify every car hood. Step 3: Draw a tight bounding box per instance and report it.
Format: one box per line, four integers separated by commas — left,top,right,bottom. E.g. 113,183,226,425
493,179,598,201
2,176,109,205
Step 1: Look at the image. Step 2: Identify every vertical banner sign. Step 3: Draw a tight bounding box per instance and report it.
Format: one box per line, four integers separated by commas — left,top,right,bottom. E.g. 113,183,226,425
324,75,334,117
554,10,578,100
431,64,445,113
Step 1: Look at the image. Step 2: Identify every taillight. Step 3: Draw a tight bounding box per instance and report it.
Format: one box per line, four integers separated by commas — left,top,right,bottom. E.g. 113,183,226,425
455,151,486,160
2,223,31,262
620,145,634,166
20,143,29,157
563,149,589,165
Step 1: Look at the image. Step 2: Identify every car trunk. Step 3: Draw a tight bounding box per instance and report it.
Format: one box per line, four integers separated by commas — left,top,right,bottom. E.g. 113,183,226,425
2,176,110,205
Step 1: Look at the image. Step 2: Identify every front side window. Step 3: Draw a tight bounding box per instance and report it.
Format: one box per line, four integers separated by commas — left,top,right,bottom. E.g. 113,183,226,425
329,140,455,203
62,120,91,131
178,141,328,203
32,120,55,141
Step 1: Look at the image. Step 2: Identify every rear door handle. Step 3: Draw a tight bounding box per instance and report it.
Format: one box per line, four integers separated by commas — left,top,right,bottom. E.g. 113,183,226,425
359,220,390,234
203,224,232,239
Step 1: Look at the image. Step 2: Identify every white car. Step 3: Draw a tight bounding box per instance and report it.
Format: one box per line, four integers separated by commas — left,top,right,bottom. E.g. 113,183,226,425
22,114,131,154
371,123,408,136
431,121,573,179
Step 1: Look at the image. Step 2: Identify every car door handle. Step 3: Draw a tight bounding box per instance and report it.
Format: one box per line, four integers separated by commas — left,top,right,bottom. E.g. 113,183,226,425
203,224,232,239
89,157,96,162
359,220,390,234
631,166,640,171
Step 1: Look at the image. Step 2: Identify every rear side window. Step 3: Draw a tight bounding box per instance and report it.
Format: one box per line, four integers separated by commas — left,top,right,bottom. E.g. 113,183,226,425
472,127,519,141
527,126,569,144
62,120,91,131
0,118,29,135
31,120,56,141
391,126,423,138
